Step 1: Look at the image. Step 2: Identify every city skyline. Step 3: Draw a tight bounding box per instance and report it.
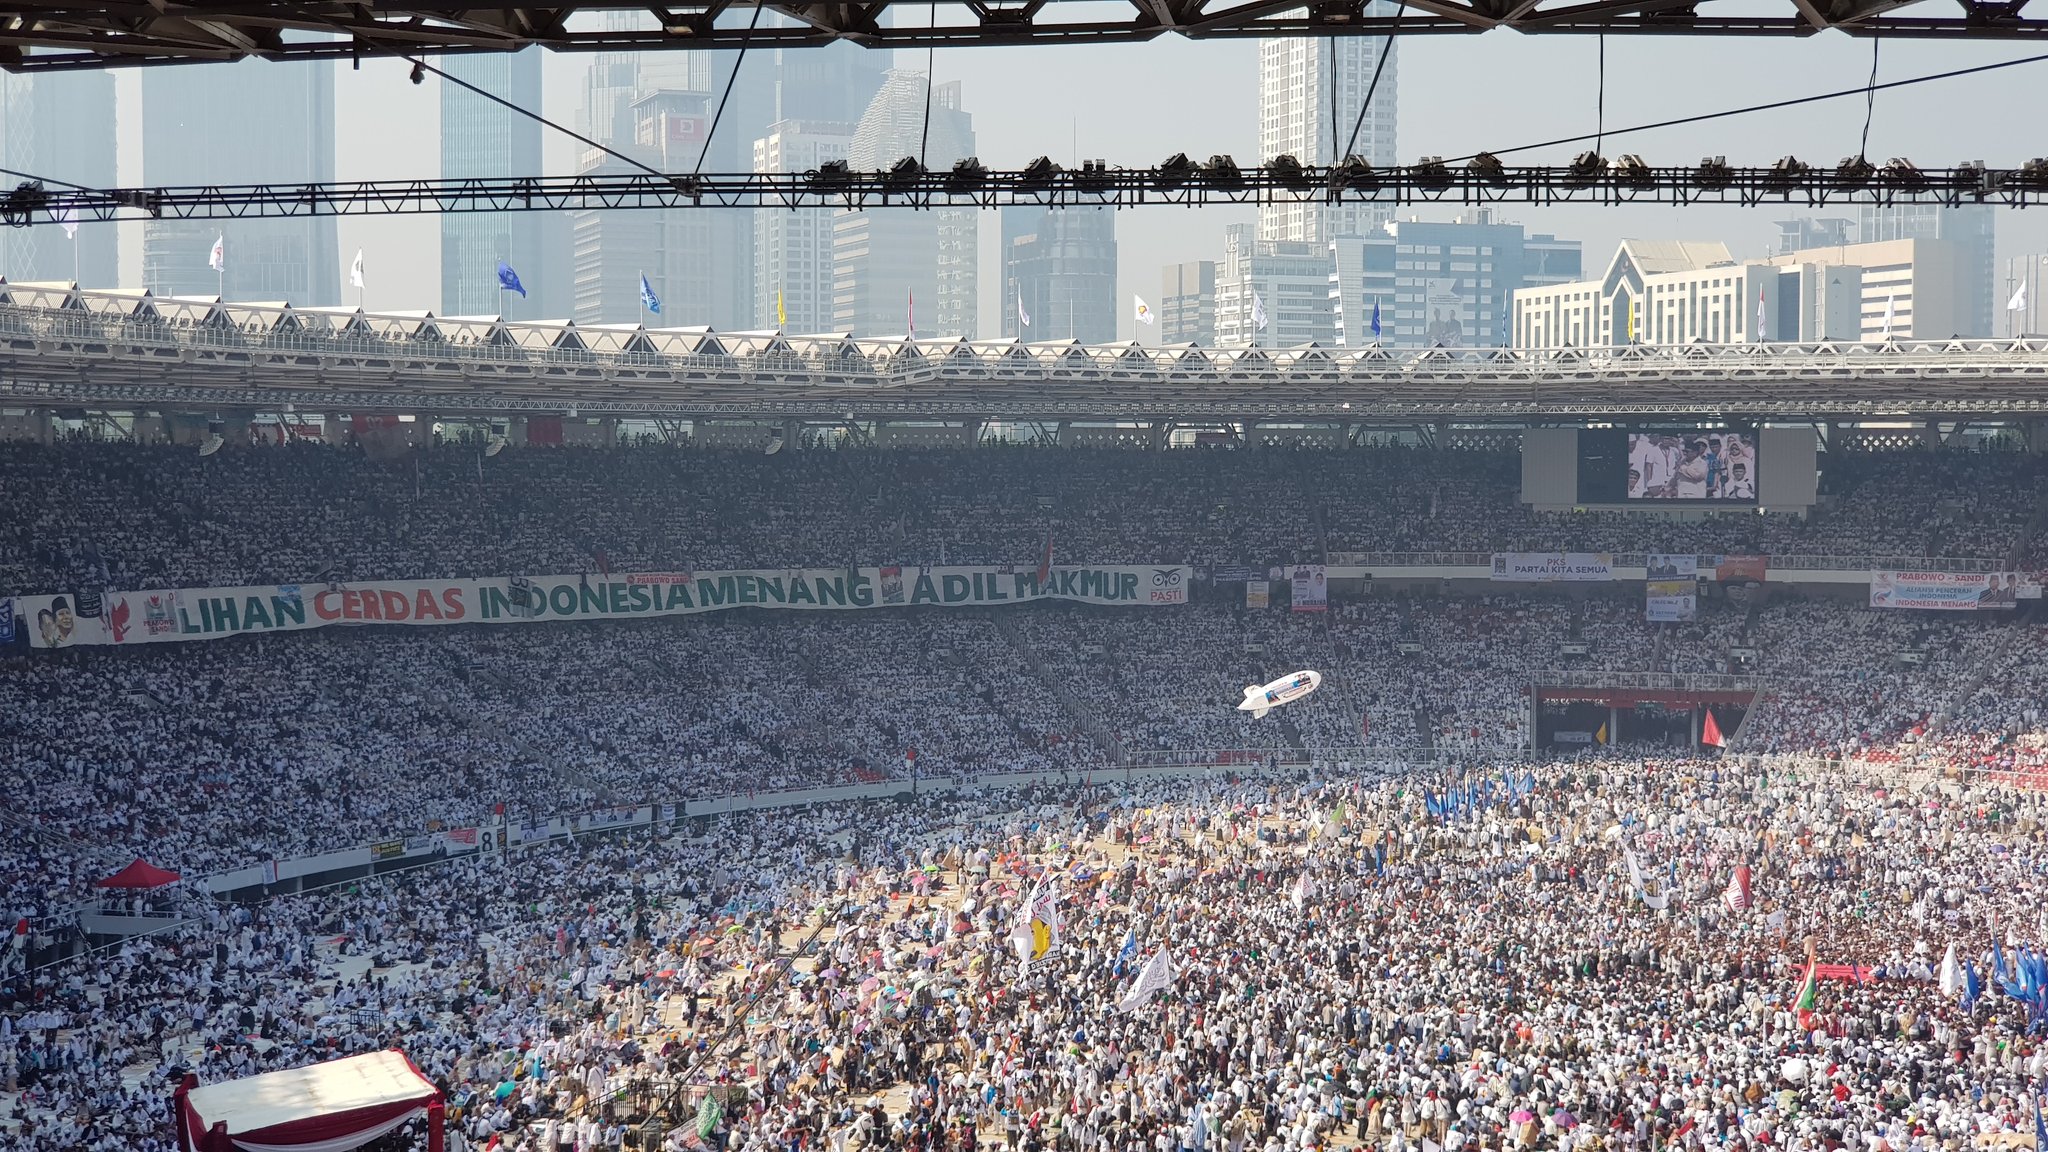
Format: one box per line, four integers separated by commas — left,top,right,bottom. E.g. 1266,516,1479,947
6,32,2044,339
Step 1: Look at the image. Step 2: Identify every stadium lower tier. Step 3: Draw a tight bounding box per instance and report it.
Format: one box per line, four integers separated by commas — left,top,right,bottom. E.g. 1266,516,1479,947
5,597,2046,933
4,763,2045,1152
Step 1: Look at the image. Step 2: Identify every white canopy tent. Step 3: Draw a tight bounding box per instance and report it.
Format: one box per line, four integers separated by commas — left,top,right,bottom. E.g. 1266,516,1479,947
175,1049,444,1152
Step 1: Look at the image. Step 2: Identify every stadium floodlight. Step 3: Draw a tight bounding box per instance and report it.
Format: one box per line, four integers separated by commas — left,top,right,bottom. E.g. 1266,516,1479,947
1834,155,1876,189
1467,153,1507,185
1410,157,1452,191
1018,156,1063,192
1266,154,1315,190
1693,156,1733,189
1203,155,1244,189
409,60,425,85
1073,160,1114,193
884,156,925,191
2019,158,2048,188
1880,157,1926,187
0,180,49,227
1563,151,1606,186
946,157,988,193
1332,155,1379,190
1614,154,1654,189
1154,153,1197,191
808,160,854,191
1763,155,1810,191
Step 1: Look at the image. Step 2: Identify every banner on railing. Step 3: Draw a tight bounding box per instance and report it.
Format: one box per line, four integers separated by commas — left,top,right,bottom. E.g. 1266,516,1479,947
1289,564,1327,613
1245,579,1270,610
1870,570,2040,611
1490,553,1615,582
14,564,1193,648
1645,555,1697,622
1713,554,1769,583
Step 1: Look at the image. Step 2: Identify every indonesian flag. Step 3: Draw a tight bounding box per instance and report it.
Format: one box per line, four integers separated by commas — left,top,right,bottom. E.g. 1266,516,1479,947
1702,708,1726,748
1723,864,1753,912
1036,528,1054,586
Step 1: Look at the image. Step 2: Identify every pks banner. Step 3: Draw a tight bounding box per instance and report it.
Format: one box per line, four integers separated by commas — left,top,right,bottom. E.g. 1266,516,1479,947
1490,553,1616,582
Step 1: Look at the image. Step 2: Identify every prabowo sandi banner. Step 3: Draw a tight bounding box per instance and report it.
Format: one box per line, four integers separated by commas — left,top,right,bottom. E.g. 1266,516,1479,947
1869,570,2040,611
1289,564,1328,612
15,565,1193,649
1490,553,1616,583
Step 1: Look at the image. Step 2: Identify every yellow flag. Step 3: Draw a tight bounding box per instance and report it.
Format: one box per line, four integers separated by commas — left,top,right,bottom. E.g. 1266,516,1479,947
776,289,786,328
1625,297,1635,344
1595,722,1609,744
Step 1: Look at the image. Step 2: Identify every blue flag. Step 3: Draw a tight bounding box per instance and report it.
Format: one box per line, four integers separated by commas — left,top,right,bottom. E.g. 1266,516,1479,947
1116,927,1137,975
639,274,662,315
2034,1086,2046,1151
1370,297,1382,339
496,260,527,299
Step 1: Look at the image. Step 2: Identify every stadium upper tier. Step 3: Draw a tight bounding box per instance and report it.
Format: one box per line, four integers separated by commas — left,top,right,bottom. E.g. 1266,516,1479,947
1,441,2040,594
5,285,2048,417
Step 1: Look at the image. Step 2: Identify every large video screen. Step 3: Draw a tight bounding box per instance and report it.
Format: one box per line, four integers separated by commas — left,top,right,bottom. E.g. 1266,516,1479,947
1626,431,1758,502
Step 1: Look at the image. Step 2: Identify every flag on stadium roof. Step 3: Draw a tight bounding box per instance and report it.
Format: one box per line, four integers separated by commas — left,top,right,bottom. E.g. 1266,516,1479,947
497,260,527,299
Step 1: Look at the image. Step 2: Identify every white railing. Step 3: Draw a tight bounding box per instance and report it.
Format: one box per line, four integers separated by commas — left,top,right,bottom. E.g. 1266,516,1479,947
1326,552,2008,572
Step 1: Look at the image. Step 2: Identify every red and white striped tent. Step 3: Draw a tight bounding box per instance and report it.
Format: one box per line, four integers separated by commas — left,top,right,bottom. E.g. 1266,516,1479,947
175,1049,444,1152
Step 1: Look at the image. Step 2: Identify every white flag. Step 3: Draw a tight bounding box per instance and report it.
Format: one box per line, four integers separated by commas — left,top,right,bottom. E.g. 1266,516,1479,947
1133,295,1154,326
1017,294,1031,329
1938,942,1961,998
1291,872,1312,912
349,248,365,290
208,233,225,273
1117,948,1174,1013
1251,290,1269,332
1755,288,1766,342
2010,283,2028,313
55,205,77,240
1881,294,1896,339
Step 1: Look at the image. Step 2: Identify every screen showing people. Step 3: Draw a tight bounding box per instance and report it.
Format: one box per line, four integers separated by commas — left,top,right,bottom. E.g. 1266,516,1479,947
1626,432,1756,501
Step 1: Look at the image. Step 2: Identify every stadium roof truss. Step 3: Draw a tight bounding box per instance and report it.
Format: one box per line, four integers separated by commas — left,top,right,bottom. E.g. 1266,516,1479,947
0,0,2044,71
5,286,2048,421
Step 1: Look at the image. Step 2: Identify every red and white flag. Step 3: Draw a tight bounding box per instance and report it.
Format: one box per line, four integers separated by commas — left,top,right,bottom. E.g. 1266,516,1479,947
1036,528,1054,586
1723,864,1753,911
1702,708,1726,748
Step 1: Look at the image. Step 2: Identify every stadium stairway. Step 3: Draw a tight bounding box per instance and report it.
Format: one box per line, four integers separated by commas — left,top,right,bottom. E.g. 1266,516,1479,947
988,613,1124,762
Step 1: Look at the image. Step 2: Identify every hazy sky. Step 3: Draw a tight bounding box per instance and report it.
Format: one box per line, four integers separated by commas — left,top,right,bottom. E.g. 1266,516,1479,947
98,25,2048,341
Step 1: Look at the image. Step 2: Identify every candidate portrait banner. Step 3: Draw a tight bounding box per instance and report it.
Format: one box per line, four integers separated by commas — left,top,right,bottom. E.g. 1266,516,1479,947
19,564,1194,649
1870,570,2040,611
1714,554,1769,583
1490,553,1616,583
1289,564,1328,613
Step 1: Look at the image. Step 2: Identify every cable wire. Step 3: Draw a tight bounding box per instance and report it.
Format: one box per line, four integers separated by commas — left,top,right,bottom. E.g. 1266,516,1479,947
1342,3,1403,162
1458,48,2048,163
1859,37,1882,160
695,1,768,178
919,1,937,170
407,55,667,181
1595,35,1606,156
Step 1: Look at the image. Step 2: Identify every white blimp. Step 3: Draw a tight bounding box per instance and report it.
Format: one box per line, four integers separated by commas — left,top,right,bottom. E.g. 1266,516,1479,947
1238,670,1322,718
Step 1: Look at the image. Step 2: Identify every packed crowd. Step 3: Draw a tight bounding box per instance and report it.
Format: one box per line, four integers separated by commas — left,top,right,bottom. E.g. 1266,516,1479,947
8,759,2048,1152
2,440,2040,595
8,588,2044,938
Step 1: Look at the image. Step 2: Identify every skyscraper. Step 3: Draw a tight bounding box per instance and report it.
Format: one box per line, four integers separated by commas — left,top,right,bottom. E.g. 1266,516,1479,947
1859,204,1994,336
755,120,856,332
142,62,338,303
1329,209,1583,348
833,72,975,337
0,71,117,286
572,91,750,327
1257,24,1396,245
1161,261,1217,346
441,50,569,318
1215,223,1333,348
1002,207,1117,343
